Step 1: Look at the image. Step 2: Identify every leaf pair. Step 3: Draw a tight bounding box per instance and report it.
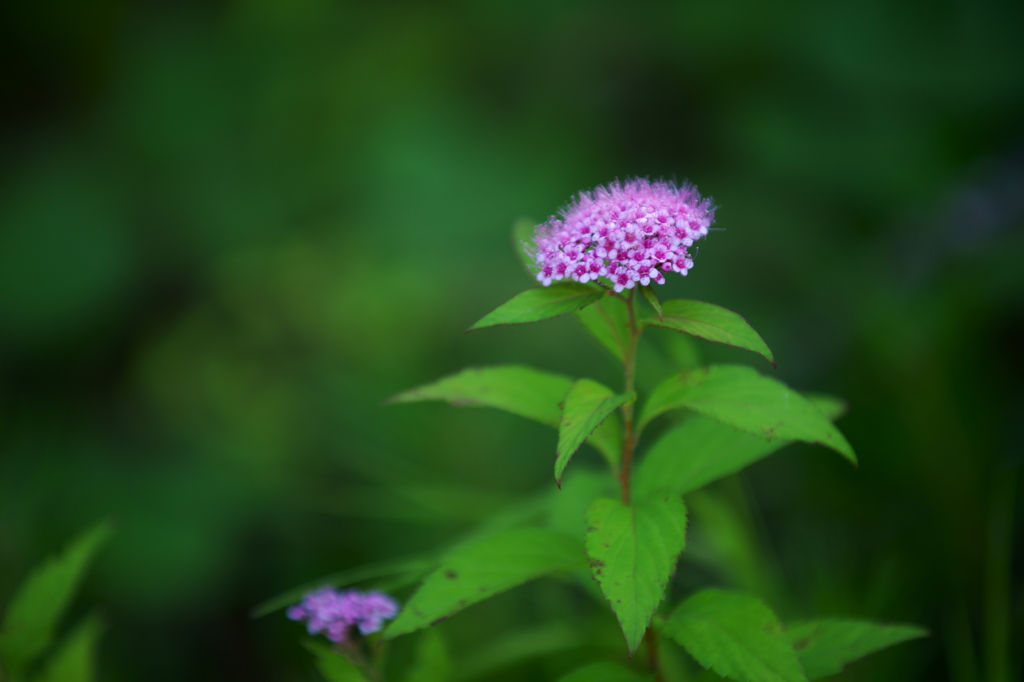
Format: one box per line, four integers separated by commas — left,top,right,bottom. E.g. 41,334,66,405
661,590,927,682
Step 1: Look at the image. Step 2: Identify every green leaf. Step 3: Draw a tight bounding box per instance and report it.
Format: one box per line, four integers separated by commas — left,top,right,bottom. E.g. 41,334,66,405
546,468,617,540
642,300,774,366
587,416,624,472
251,554,436,618
784,619,928,680
0,521,112,676
639,285,662,321
303,640,371,682
575,296,630,363
388,365,573,427
385,528,586,639
585,495,688,653
662,590,805,682
454,622,584,681
469,284,604,331
803,394,848,422
557,379,634,483
33,614,104,682
634,417,785,500
638,365,856,464
406,628,451,682
555,661,649,682
512,218,537,275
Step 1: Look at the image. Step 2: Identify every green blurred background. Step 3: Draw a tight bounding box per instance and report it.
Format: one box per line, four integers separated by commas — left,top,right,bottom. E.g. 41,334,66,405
1,0,1022,680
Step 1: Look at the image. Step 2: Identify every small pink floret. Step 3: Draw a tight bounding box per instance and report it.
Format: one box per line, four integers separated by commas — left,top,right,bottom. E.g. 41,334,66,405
286,588,399,643
532,178,715,290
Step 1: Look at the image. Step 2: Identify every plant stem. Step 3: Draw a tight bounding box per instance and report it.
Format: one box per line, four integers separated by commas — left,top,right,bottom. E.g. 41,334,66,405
618,289,640,505
645,628,665,682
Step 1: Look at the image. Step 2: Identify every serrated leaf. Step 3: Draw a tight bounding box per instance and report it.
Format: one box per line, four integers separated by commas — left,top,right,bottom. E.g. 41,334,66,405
406,628,451,682
662,590,805,682
557,379,634,483
638,365,856,464
34,614,104,682
0,521,112,676
555,661,649,682
784,619,928,680
385,528,586,639
388,365,573,427
643,300,774,366
639,285,662,321
303,640,371,682
575,296,631,363
469,284,604,331
585,495,687,653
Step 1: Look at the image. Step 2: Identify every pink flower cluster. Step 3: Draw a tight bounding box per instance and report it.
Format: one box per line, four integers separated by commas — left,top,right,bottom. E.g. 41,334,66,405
533,178,715,292
286,588,398,642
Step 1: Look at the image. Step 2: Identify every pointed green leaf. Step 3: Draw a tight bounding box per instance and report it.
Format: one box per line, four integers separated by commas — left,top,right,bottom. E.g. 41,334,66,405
388,365,573,427
547,468,617,540
785,619,928,680
0,521,112,676
634,417,785,500
639,365,855,464
405,628,451,682
586,416,624,471
643,300,774,366
557,379,634,483
469,284,603,331
575,296,630,363
634,394,850,501
34,614,104,682
385,528,586,639
555,661,649,682
640,285,662,321
512,218,538,275
662,590,805,682
585,495,687,653
304,640,371,682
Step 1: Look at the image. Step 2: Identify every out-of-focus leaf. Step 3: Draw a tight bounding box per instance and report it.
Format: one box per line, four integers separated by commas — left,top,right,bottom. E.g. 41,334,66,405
638,366,856,464
554,661,649,682
585,495,687,653
587,415,624,472
634,416,783,500
575,296,631,363
642,300,774,367
406,628,451,682
303,640,370,682
802,394,849,422
557,379,634,483
388,366,573,427
512,218,537,275
0,521,112,676
662,590,805,682
34,614,104,682
251,555,436,618
454,622,585,681
546,468,616,540
384,528,586,638
639,285,662,321
469,284,603,331
784,619,928,680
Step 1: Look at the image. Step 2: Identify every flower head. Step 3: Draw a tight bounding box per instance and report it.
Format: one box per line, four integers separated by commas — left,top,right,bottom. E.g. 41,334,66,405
533,178,715,292
287,588,399,643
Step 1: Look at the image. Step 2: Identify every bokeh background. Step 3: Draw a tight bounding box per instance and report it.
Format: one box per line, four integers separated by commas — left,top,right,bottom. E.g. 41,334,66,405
2,0,1023,680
